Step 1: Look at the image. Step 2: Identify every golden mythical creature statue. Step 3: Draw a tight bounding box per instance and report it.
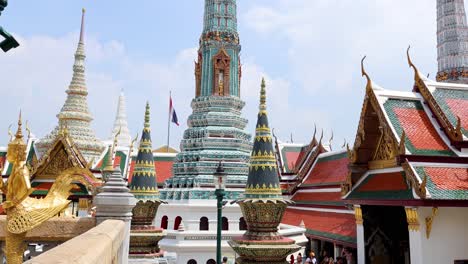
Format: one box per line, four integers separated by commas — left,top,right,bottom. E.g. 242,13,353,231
0,113,98,263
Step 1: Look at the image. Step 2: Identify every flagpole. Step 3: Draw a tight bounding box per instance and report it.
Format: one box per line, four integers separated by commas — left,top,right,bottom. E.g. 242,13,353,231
167,90,171,153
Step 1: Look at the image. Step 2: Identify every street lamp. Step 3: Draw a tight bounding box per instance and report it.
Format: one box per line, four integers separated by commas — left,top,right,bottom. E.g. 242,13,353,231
0,0,20,52
214,161,227,264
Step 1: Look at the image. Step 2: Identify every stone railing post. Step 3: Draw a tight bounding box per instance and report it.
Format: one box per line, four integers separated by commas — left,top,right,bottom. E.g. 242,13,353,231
94,167,136,264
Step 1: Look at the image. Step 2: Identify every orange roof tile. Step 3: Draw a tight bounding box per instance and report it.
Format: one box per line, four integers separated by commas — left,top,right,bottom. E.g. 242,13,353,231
292,192,342,202
394,107,448,151
128,160,174,184
446,98,468,131
413,166,468,200
303,153,349,186
282,208,356,245
424,167,468,191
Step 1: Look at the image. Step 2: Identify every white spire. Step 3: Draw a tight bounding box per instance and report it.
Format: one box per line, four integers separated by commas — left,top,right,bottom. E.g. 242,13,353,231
110,90,132,147
36,9,105,162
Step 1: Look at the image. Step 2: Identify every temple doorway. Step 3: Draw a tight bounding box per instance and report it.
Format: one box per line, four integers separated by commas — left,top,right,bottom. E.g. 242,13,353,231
362,205,410,264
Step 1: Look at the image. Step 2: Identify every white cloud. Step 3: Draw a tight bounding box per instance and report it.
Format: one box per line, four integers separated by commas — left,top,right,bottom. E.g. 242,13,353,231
0,32,304,150
242,0,438,146
0,0,441,152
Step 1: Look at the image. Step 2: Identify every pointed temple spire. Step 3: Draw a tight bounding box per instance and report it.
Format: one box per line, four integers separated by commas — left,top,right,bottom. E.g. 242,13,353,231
110,90,132,147
244,78,282,200
195,0,241,97
36,9,105,162
436,0,468,83
79,8,85,43
163,0,251,201
229,79,299,263
129,102,159,201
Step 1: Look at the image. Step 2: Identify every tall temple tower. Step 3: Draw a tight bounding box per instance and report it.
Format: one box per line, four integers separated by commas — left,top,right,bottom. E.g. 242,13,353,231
436,0,468,83
110,90,132,148
36,9,105,162
161,0,251,200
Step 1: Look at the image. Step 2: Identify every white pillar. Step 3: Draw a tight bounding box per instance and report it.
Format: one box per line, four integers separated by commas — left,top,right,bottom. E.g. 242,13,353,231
334,243,342,259
354,205,365,264
406,207,423,264
94,168,136,264
357,224,365,264
310,238,319,257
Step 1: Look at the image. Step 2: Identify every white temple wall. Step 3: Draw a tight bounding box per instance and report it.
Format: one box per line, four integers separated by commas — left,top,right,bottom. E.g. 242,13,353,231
155,201,243,231
414,207,468,263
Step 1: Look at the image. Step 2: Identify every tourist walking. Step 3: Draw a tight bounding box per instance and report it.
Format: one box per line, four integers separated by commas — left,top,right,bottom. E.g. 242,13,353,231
297,253,303,263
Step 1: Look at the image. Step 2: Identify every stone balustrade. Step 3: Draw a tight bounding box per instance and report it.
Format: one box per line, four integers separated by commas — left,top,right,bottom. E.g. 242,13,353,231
24,219,126,264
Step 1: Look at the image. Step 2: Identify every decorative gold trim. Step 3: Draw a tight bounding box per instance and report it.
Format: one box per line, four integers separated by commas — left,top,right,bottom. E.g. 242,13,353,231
407,46,463,142
341,172,352,196
354,206,363,225
405,207,420,231
425,207,438,239
399,131,406,155
402,161,427,199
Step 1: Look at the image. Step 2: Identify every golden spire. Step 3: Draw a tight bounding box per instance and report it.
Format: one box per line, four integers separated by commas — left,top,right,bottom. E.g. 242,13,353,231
104,144,114,172
104,127,121,172
15,110,23,140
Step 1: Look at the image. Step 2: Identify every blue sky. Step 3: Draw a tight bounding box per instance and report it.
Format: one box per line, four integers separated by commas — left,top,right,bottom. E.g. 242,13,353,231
0,0,438,149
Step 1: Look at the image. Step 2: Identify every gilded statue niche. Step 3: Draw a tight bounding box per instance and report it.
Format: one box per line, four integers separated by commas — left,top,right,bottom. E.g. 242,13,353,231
195,52,202,97
213,48,231,96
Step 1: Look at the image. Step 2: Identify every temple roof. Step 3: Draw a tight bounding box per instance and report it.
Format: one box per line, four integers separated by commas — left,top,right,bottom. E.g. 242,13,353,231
344,169,413,201
282,208,356,247
276,143,306,174
343,55,468,205
128,102,159,201
301,151,349,187
244,79,282,200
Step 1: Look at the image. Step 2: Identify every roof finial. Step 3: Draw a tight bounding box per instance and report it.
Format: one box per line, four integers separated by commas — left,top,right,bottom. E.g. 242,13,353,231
7,124,13,142
329,130,334,150
319,128,324,145
312,123,317,141
361,56,371,84
25,121,32,141
79,8,85,44
260,77,266,107
407,45,417,71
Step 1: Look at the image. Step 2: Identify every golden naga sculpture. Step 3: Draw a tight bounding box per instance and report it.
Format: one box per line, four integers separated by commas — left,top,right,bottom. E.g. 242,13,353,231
0,113,98,264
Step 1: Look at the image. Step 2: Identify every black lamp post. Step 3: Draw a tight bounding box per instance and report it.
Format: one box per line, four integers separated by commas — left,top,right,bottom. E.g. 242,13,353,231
214,161,227,264
0,0,19,52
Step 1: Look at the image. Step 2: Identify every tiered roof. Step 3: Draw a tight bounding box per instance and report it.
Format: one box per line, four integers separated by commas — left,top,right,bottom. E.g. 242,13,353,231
281,149,356,247
343,52,468,206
